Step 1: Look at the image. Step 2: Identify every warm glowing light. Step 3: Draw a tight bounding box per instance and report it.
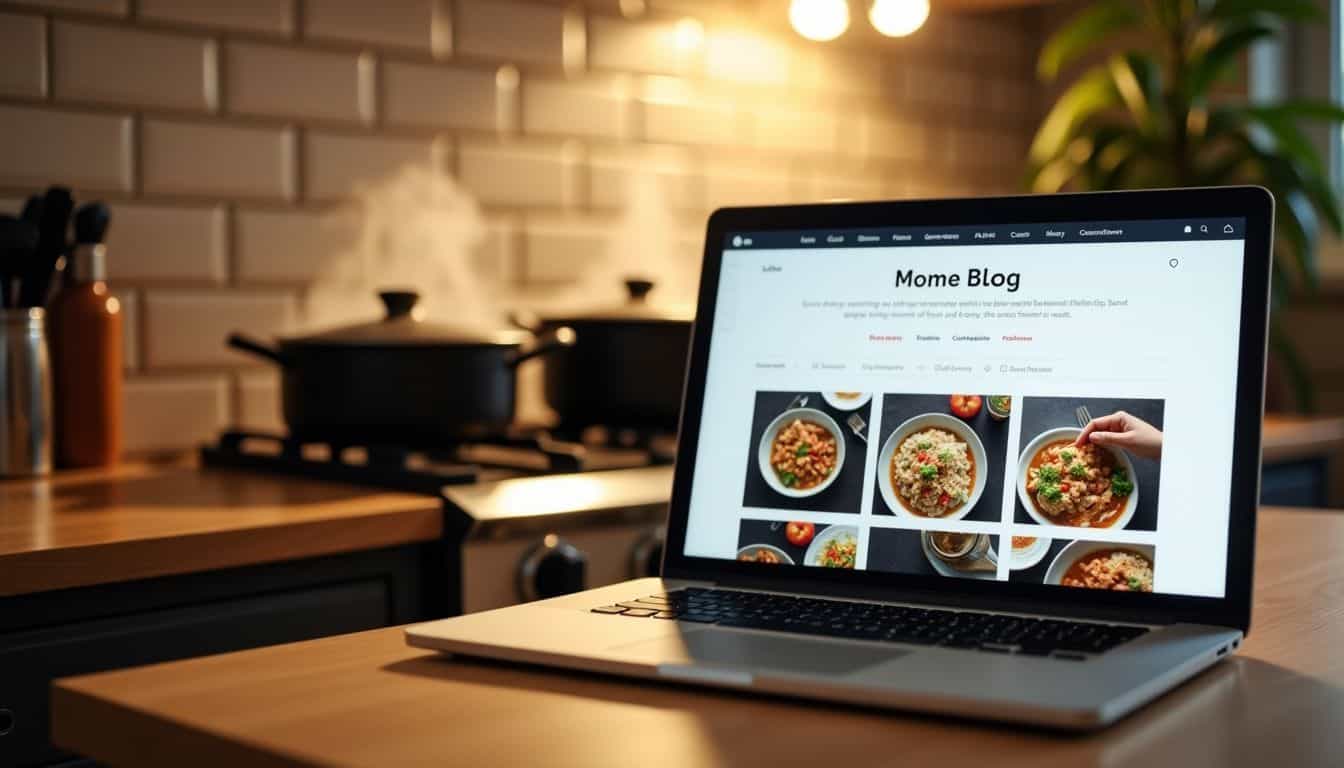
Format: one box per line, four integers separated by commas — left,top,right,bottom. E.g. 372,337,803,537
674,18,705,52
789,0,850,42
868,0,928,37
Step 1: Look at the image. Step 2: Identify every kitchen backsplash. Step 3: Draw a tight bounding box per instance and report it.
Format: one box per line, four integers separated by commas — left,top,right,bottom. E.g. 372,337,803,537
0,0,1040,456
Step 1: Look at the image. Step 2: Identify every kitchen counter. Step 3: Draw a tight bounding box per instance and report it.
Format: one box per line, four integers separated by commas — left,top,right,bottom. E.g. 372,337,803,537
0,461,442,597
50,507,1344,768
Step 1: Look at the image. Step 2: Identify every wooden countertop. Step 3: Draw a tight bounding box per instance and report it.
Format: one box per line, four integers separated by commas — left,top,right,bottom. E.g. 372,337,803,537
1262,414,1344,464
0,462,442,597
50,507,1344,768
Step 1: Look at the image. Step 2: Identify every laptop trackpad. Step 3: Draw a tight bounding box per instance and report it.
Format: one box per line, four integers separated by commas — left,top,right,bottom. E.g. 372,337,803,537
617,629,908,677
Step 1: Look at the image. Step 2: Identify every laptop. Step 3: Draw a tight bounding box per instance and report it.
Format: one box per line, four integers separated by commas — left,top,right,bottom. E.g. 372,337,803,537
407,187,1272,730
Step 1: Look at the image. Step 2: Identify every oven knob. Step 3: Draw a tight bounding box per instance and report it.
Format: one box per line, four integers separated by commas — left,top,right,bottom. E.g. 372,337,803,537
518,534,587,602
630,528,665,578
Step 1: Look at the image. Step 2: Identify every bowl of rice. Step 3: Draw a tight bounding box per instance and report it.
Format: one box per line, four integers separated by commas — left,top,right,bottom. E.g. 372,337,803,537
877,412,988,520
1044,541,1156,592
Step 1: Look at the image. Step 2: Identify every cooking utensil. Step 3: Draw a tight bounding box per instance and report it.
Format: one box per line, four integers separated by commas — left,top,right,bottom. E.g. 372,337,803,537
925,531,998,573
19,186,73,308
71,202,111,282
227,290,574,446
516,278,693,432
0,215,39,309
1,307,52,475
1076,405,1093,429
846,411,867,443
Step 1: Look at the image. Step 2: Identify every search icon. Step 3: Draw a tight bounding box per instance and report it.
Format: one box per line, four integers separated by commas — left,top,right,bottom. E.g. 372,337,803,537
1200,224,1208,233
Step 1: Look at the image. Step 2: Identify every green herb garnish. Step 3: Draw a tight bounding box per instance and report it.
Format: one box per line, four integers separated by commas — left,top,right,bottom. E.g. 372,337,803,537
1128,577,1142,590
1039,482,1063,502
1110,470,1134,497
917,440,933,450
1060,449,1075,464
1069,463,1088,479
1037,465,1061,483
795,443,810,458
937,449,954,463
919,465,938,480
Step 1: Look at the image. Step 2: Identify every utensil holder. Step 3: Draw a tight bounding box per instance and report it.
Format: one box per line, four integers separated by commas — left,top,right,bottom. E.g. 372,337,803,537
1,308,52,476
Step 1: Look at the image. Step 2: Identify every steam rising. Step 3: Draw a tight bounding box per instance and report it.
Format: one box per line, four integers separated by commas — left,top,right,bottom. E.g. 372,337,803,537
304,165,498,330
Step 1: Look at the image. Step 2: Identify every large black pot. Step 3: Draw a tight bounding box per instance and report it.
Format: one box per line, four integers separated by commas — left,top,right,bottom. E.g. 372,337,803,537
522,279,693,432
228,291,573,446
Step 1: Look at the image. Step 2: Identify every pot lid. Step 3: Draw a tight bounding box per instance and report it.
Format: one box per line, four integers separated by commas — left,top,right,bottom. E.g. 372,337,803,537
545,279,693,323
289,291,528,347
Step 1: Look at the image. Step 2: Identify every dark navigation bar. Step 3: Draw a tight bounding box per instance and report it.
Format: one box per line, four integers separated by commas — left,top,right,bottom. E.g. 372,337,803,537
724,218,1246,250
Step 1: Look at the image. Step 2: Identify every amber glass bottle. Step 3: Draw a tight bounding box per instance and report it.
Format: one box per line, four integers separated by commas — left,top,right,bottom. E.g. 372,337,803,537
51,242,122,467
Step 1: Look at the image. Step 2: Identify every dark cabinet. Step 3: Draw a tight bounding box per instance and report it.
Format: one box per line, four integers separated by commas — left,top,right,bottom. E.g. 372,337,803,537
0,542,443,767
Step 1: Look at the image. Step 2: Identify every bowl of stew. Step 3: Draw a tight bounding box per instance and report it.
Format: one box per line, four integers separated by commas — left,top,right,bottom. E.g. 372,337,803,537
757,408,846,498
736,544,795,565
876,412,988,520
1016,427,1139,530
1044,541,1155,592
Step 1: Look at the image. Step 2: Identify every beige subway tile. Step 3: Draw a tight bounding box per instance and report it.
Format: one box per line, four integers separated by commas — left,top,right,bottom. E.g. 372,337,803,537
105,203,228,283
0,12,46,98
858,115,925,161
383,61,498,131
521,218,612,284
236,207,358,282
304,132,441,201
142,119,296,200
476,217,519,283
116,289,138,370
53,22,216,111
753,107,838,154
589,15,702,75
588,146,702,210
456,0,564,66
704,169,794,208
227,42,369,123
139,0,293,36
806,49,884,95
459,140,577,207
523,78,631,140
641,90,746,147
0,105,132,191
7,0,125,16
122,375,230,454
236,369,284,432
704,29,795,85
904,64,977,110
304,0,440,52
145,290,296,368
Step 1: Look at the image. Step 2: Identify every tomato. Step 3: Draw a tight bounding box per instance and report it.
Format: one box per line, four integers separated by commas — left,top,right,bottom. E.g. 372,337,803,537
938,492,950,506
949,394,983,420
785,522,815,547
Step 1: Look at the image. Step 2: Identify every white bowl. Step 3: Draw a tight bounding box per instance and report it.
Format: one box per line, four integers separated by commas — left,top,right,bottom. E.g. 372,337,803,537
1007,534,1052,571
876,412,988,520
736,544,795,565
1016,427,1139,530
804,525,859,567
757,407,846,498
1043,540,1156,587
821,391,872,411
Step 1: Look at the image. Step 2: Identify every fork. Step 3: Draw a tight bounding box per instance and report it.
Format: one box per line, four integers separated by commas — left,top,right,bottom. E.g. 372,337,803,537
1076,405,1093,429
847,412,868,443
784,394,809,412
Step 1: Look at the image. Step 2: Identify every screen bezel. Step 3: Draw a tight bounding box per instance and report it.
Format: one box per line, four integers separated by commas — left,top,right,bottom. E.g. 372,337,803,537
662,187,1272,633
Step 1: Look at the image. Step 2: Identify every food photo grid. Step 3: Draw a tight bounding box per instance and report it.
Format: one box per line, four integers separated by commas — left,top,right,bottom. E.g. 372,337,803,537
741,391,874,513
871,393,1011,522
737,518,857,569
1008,538,1157,593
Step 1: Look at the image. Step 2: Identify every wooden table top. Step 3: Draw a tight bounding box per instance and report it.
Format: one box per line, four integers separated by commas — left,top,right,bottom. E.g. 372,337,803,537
0,462,442,596
51,507,1344,768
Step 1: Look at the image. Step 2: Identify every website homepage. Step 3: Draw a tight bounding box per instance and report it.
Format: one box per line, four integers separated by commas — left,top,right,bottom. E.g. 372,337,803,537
684,217,1247,599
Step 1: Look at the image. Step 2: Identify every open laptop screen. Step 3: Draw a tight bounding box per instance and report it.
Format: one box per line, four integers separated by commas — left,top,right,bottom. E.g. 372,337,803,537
681,217,1246,599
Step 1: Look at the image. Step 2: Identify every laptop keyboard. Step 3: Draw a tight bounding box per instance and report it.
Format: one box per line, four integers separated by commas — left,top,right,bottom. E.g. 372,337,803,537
592,587,1149,658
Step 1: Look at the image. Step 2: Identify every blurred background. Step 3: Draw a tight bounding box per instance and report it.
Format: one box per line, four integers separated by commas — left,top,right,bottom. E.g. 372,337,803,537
0,0,1339,466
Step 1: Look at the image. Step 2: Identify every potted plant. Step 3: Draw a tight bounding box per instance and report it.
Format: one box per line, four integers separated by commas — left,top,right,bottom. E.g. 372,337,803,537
1027,0,1344,411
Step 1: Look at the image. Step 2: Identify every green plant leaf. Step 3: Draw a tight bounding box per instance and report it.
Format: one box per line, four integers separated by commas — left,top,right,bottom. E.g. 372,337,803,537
1275,187,1320,292
1109,53,1164,135
1038,0,1143,81
1028,66,1122,167
1249,100,1344,123
1187,23,1276,102
1208,0,1322,23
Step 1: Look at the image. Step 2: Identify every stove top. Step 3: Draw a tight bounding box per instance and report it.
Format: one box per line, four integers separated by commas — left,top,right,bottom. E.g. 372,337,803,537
200,428,676,496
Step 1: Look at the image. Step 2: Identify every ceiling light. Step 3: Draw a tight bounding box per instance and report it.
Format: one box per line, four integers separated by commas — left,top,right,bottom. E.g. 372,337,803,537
674,18,705,52
869,0,928,37
789,0,850,42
